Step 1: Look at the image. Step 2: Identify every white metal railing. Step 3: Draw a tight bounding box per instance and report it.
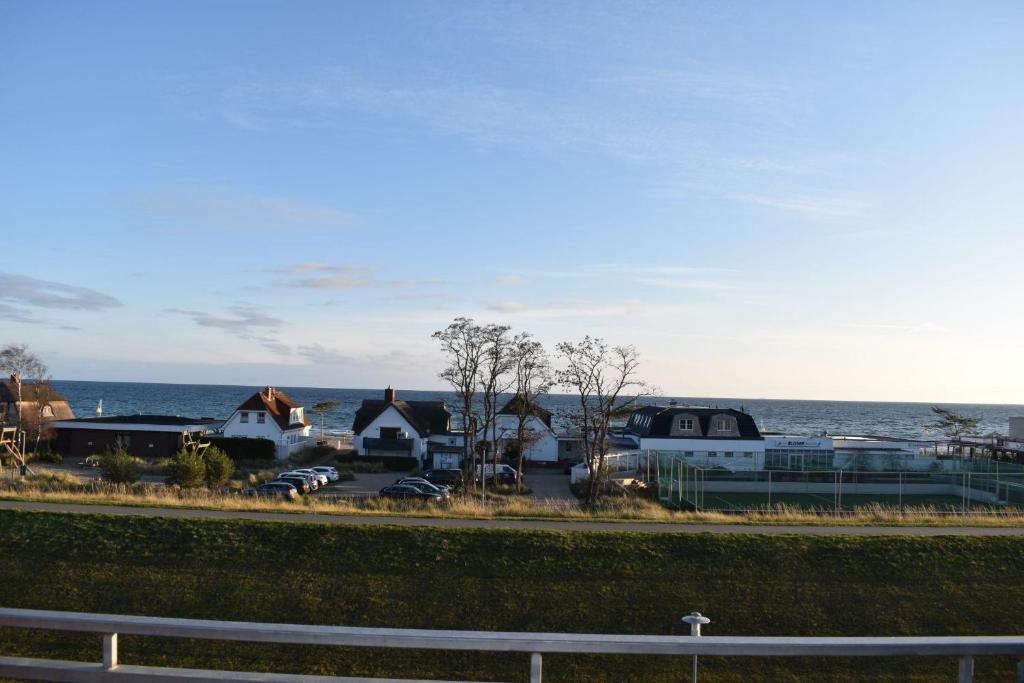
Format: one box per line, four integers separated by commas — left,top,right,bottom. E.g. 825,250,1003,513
1,608,1023,682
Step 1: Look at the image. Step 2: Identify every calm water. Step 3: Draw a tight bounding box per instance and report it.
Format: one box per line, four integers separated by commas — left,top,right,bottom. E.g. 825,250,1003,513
50,380,1024,440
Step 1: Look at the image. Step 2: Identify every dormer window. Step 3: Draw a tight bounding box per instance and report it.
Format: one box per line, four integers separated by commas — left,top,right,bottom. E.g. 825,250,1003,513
240,412,249,424
678,418,694,431
715,418,732,431
256,412,266,424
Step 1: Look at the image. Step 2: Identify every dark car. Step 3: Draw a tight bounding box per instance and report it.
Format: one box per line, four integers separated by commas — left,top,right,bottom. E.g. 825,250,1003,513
423,469,464,490
379,484,443,502
395,478,451,498
244,482,298,500
275,475,311,495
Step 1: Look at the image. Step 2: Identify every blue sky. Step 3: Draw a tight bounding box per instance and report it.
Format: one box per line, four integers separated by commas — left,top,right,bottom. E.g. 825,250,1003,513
2,1,1023,402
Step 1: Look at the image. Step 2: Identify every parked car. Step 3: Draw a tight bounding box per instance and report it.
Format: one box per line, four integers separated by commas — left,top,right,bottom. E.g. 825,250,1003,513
292,468,329,487
475,463,520,485
275,475,311,495
310,466,340,482
280,471,319,490
244,482,298,500
78,455,101,468
395,477,451,498
379,484,444,502
423,469,464,490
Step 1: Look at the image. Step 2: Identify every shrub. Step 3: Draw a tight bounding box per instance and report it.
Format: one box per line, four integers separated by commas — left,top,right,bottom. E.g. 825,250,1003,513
27,450,63,464
99,445,142,484
165,451,206,488
203,446,234,487
290,444,338,466
206,437,277,462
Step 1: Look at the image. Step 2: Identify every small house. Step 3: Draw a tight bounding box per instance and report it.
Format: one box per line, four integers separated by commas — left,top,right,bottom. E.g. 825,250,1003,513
0,375,74,426
480,395,560,464
352,387,455,466
221,386,312,459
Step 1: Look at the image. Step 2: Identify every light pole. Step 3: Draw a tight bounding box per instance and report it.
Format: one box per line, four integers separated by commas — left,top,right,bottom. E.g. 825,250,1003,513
682,611,710,683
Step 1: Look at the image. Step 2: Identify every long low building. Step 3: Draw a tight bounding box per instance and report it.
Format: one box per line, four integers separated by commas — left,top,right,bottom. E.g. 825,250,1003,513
50,415,221,459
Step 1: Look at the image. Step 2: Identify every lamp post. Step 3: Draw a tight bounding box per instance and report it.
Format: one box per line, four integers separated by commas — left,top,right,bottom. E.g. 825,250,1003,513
682,611,710,683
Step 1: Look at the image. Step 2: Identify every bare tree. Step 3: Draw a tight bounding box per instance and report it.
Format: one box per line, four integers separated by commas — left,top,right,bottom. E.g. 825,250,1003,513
0,344,48,432
477,324,514,490
507,333,553,492
556,337,649,505
432,318,488,489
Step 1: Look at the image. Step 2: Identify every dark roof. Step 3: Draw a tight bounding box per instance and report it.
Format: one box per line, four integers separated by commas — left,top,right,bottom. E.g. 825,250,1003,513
0,379,68,404
235,388,311,430
56,415,218,426
498,395,552,428
352,399,451,437
626,406,762,440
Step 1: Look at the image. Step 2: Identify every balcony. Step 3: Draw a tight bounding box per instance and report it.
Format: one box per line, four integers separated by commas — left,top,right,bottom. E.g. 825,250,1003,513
362,437,415,455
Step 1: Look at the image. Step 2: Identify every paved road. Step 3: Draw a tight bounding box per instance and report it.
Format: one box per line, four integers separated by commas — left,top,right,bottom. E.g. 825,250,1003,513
1,500,1022,536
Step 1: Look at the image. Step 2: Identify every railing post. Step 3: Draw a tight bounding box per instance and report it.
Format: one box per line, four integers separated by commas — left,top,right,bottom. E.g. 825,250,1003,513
682,611,710,683
103,633,118,670
958,655,973,683
530,652,542,683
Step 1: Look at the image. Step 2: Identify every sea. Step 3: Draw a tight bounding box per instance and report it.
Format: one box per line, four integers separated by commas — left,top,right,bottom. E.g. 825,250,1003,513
50,380,1024,441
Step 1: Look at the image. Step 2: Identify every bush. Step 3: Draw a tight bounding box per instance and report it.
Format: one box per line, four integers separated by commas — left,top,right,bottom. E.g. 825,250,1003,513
99,446,142,484
206,437,277,462
336,454,418,471
203,446,235,487
27,450,63,464
290,444,338,466
165,451,206,488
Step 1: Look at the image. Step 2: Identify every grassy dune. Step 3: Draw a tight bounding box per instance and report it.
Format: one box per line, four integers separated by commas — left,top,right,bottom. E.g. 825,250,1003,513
0,510,1022,682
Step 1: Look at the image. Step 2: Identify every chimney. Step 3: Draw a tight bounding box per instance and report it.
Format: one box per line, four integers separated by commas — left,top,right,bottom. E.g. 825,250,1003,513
384,386,396,403
265,386,275,402
9,374,19,387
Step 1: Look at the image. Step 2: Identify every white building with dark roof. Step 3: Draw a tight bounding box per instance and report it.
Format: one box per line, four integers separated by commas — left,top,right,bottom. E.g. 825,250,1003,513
352,387,457,465
222,386,312,459
624,405,766,469
480,395,560,463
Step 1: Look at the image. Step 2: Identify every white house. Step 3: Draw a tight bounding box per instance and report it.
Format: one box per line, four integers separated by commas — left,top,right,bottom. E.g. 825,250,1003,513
352,387,455,466
624,405,766,470
221,386,312,459
480,395,559,464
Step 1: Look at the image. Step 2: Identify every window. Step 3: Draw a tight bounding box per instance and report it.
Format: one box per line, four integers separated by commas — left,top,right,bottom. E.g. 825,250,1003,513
42,405,53,417
724,451,734,458
256,412,266,424
707,451,717,457
715,418,731,431
678,418,694,431
743,452,753,458
240,412,249,424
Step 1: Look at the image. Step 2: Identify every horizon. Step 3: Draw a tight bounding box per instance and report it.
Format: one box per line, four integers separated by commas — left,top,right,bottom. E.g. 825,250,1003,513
49,377,1024,409
3,2,1023,404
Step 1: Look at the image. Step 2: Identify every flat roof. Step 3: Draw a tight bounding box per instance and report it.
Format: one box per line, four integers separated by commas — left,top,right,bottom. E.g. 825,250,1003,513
50,415,220,432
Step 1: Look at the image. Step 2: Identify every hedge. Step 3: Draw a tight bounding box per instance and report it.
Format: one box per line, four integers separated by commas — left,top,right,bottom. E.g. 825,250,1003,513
0,510,1022,682
206,436,277,461
336,453,418,471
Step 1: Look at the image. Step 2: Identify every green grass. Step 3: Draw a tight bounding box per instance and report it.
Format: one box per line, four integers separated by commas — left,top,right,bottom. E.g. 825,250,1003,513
0,510,1022,682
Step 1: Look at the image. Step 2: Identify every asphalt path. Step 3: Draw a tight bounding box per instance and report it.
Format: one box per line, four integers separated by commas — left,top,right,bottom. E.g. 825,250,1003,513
1,500,1022,536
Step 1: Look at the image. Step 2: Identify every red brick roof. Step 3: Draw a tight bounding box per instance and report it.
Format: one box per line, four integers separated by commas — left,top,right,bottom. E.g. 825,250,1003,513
235,387,311,431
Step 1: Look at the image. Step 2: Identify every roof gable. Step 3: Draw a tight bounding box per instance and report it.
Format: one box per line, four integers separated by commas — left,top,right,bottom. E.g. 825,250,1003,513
627,406,762,440
353,399,451,437
235,388,311,431
498,395,553,428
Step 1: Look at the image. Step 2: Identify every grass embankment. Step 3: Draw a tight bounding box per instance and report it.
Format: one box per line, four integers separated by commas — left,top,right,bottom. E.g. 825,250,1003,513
2,474,1024,527
0,510,1022,682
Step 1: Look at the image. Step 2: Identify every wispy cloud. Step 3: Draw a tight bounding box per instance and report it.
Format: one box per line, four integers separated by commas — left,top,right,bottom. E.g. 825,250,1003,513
482,299,648,319
166,306,283,333
637,278,733,290
272,262,449,291
0,272,122,311
129,187,353,232
725,193,868,218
